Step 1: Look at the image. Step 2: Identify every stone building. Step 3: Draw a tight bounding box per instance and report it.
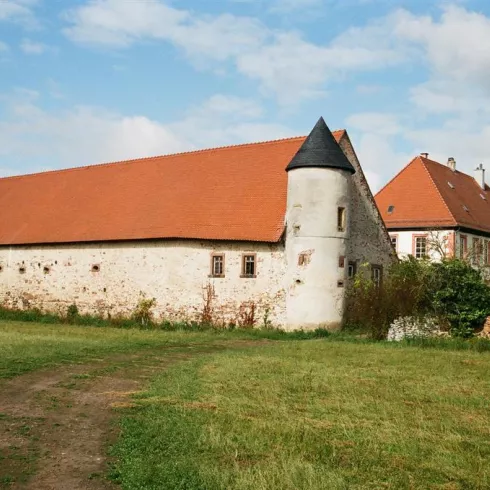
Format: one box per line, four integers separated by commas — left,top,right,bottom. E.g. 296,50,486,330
375,154,490,272
0,117,394,330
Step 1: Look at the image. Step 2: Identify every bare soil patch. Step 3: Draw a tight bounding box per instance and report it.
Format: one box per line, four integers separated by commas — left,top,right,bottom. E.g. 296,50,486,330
0,341,262,489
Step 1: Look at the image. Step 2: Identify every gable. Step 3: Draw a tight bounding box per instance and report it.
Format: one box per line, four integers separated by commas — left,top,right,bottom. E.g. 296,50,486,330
375,157,457,230
0,132,344,246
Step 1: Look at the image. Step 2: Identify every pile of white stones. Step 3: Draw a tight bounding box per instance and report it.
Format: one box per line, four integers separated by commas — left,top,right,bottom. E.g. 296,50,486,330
387,316,448,341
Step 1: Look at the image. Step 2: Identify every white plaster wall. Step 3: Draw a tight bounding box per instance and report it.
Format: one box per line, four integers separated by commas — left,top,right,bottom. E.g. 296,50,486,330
0,240,287,327
285,168,350,330
391,230,453,261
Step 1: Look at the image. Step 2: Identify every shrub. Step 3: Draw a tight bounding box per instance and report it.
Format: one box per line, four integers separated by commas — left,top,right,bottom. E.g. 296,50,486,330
66,304,79,324
345,258,490,339
132,297,157,327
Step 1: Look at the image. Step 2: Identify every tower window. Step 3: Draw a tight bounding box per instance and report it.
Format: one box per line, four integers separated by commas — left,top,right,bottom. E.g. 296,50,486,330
241,254,256,278
460,235,468,259
337,207,346,232
210,254,225,277
391,235,398,252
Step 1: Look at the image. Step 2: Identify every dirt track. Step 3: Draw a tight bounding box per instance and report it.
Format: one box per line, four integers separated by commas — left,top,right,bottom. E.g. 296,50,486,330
0,341,259,489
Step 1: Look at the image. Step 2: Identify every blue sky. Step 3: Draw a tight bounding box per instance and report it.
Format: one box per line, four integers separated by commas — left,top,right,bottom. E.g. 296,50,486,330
1,0,490,191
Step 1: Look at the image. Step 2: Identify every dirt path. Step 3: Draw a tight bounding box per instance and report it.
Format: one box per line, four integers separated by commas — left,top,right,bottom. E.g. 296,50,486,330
0,341,261,489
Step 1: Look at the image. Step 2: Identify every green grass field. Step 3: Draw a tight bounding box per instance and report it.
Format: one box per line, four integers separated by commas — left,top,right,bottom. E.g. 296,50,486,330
2,321,490,489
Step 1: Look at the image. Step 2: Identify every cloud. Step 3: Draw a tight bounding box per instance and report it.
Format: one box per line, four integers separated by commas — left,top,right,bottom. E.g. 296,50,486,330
0,91,293,176
0,0,38,27
20,38,47,54
0,41,9,52
61,0,407,104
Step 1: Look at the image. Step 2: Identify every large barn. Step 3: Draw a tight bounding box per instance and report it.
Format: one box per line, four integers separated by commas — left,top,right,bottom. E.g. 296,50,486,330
0,117,394,330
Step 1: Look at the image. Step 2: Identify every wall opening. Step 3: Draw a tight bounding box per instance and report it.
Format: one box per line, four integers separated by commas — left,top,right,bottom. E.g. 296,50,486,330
19,266,26,274
337,207,346,232
91,264,100,273
43,266,50,274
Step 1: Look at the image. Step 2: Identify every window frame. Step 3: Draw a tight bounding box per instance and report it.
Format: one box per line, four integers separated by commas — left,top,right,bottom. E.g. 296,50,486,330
371,264,383,287
337,207,346,232
473,238,483,265
412,234,428,259
210,253,225,278
348,261,357,279
241,253,257,278
390,234,399,252
459,234,468,259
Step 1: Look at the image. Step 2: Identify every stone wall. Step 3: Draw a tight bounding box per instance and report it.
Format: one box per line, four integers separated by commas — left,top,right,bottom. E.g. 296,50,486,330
0,240,287,327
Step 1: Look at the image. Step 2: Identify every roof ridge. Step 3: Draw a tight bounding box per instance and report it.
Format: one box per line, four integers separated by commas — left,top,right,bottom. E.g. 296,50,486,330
0,135,299,181
0,130,346,181
420,157,458,226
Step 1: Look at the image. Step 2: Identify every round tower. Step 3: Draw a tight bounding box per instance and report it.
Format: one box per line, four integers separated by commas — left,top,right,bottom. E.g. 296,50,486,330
285,117,355,331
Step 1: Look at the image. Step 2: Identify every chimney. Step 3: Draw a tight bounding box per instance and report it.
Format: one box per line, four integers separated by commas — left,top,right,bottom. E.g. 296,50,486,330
475,163,486,190
447,157,456,172
420,152,428,158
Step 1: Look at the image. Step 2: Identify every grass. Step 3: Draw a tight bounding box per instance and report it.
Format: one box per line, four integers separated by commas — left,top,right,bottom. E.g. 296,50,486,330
0,321,244,379
111,341,490,490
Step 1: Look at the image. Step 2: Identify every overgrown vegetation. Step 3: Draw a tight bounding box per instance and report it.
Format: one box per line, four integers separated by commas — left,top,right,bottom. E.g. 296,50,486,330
345,257,490,339
110,341,490,489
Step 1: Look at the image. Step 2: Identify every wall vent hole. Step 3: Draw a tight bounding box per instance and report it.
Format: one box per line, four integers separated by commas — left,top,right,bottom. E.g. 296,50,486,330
337,280,345,288
55,261,58,265
91,264,100,273
0,265,3,272
103,288,107,293
19,267,26,274
295,279,302,285
43,266,50,274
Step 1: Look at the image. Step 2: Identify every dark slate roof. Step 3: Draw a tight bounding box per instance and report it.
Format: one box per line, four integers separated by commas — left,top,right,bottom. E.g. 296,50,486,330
286,117,356,174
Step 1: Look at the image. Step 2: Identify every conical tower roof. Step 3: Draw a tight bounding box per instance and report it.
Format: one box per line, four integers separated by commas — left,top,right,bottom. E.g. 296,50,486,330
286,117,355,173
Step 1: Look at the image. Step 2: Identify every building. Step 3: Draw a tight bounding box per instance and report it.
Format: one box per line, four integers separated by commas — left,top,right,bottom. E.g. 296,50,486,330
375,154,490,269
0,118,394,331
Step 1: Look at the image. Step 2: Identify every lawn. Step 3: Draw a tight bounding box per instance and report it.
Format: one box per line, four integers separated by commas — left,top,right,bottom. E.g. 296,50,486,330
0,321,246,379
1,321,490,489
111,341,490,490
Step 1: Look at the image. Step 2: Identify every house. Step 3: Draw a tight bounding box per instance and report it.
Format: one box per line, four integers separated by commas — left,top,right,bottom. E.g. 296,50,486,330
375,154,490,270
0,117,394,331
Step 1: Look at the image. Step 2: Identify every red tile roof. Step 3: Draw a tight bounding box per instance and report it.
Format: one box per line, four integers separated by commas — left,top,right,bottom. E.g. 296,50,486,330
0,131,345,245
375,155,490,233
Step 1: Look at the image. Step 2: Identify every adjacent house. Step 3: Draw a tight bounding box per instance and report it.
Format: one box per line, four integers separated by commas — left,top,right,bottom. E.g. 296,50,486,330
0,117,394,330
375,154,490,270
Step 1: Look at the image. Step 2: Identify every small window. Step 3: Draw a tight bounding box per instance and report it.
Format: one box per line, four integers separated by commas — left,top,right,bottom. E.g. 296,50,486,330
241,254,256,278
480,194,487,201
348,261,357,279
337,207,346,232
447,182,454,189
387,205,395,214
371,265,383,287
91,264,100,273
463,205,469,212
338,256,345,268
460,235,468,259
210,254,225,277
390,235,398,251
414,236,427,259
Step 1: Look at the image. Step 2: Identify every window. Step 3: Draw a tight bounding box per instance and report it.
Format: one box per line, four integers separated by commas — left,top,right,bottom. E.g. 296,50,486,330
348,261,357,279
337,207,346,232
390,235,398,252
241,254,256,277
387,205,395,214
460,235,468,259
371,265,383,287
473,238,483,265
414,236,427,259
338,256,345,268
485,241,490,266
210,254,225,277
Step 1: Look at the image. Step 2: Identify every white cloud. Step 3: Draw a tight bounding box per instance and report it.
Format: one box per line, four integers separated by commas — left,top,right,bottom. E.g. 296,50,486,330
61,0,406,104
0,0,38,27
0,41,9,52
0,91,293,176
20,38,47,54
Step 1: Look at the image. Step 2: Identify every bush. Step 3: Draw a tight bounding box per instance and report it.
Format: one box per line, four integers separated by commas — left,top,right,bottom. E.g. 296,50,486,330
345,258,490,339
132,297,157,327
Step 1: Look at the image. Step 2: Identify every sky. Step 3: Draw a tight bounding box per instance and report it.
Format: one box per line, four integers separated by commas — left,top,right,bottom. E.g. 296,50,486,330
1,0,490,192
